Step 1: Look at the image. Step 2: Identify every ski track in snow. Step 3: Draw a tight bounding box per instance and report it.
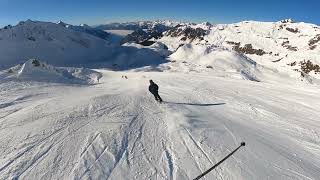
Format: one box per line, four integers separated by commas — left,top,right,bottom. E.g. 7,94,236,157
0,70,320,180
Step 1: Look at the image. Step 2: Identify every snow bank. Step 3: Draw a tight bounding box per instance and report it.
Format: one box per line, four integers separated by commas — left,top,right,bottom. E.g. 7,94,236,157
9,59,101,84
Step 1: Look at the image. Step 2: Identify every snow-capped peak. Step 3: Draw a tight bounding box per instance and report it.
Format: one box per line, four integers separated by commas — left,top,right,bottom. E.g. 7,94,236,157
80,23,90,27
280,18,295,23
190,22,213,30
57,20,68,26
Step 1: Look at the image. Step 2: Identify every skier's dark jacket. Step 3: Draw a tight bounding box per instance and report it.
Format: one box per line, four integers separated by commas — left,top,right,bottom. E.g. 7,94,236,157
149,81,159,94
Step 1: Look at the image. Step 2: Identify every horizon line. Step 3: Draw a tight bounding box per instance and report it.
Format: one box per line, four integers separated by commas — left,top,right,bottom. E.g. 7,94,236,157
1,17,319,28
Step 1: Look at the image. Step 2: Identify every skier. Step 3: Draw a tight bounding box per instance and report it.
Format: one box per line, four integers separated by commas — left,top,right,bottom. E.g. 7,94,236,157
149,80,163,103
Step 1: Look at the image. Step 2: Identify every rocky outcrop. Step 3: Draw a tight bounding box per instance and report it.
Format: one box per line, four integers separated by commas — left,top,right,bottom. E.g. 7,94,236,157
309,34,320,50
281,41,298,51
300,60,320,75
286,27,299,33
121,29,164,44
165,26,208,41
226,42,267,56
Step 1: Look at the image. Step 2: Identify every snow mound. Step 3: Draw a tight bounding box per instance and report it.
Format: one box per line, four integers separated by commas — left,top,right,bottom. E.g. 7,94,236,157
12,59,101,84
170,44,260,81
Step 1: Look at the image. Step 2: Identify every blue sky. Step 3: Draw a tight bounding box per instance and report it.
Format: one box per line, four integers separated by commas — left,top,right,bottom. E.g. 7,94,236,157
0,0,319,27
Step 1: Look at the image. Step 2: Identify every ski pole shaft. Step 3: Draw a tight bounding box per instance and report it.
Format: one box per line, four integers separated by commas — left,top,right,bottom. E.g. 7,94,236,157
193,142,246,180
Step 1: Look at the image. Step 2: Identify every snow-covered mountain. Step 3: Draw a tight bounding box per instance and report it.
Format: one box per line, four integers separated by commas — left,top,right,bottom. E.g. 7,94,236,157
0,20,113,69
151,19,320,83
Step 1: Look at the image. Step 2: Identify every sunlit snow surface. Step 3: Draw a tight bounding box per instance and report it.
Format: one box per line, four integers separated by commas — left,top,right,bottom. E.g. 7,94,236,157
1,70,319,180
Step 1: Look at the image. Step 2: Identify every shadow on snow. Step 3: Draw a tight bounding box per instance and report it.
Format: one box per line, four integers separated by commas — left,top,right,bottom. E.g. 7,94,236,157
164,102,226,106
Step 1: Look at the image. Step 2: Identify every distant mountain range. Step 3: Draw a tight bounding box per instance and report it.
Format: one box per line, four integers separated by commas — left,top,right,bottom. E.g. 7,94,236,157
95,20,180,30
1,19,319,83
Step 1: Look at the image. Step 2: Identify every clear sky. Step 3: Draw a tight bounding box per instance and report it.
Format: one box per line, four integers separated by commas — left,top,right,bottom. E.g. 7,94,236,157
0,0,319,27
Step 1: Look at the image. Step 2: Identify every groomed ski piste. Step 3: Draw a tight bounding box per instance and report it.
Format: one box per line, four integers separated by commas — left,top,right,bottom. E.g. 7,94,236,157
1,68,320,180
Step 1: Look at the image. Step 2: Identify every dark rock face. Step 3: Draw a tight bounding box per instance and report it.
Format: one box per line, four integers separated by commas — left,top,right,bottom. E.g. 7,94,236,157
121,29,164,44
226,41,240,46
119,22,176,44
165,27,208,41
286,27,299,33
27,36,36,41
3,25,12,29
281,41,298,51
287,61,297,66
32,59,40,67
120,29,147,44
300,60,320,75
234,44,266,56
96,23,147,31
309,34,320,50
139,40,156,46
227,42,266,56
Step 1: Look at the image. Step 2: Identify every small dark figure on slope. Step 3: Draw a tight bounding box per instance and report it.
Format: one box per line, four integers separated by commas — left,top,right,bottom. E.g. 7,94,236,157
149,80,163,103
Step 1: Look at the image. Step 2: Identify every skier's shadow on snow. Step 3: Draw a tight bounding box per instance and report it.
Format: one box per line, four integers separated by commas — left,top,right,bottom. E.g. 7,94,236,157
164,101,226,106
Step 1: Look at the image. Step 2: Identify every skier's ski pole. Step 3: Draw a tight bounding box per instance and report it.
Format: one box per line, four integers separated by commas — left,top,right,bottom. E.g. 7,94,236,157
193,142,246,180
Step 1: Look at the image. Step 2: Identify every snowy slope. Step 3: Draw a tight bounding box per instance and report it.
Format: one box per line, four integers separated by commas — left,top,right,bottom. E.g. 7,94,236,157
57,21,110,40
167,44,260,81
0,70,319,179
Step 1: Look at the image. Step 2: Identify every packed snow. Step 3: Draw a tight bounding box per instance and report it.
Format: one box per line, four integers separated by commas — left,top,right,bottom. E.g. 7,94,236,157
1,69,320,179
